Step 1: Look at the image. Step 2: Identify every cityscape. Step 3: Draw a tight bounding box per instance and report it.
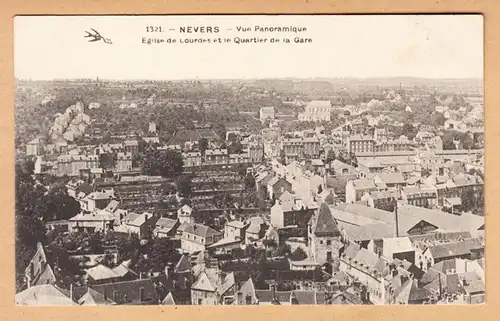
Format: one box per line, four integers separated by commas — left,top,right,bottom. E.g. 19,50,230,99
14,15,484,306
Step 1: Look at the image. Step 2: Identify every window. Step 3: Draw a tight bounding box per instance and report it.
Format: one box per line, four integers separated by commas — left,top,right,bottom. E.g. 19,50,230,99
198,299,202,305
327,240,331,246
320,240,323,245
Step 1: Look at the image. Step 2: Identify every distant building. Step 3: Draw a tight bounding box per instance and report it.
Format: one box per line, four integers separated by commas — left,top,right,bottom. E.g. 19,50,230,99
298,100,331,122
281,137,320,163
259,107,275,122
348,135,375,154
181,223,223,253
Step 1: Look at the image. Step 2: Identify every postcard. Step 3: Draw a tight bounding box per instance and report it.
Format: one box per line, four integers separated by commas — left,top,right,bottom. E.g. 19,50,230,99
14,14,484,306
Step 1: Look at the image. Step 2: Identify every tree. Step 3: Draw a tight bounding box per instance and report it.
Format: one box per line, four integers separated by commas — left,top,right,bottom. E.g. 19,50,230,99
198,138,208,156
227,141,243,154
176,175,193,197
401,123,418,140
326,149,336,164
41,185,81,222
15,160,48,290
142,149,184,177
99,153,117,169
290,247,308,261
117,233,141,262
231,247,245,259
148,238,180,273
244,173,256,190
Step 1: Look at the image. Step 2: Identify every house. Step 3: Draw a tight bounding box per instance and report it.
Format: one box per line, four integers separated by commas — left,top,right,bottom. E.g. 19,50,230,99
372,173,407,191
421,238,483,268
191,269,237,305
270,199,316,229
206,236,243,255
329,159,356,176
245,216,267,244
124,140,139,154
72,277,166,305
66,179,93,199
233,277,259,305
15,284,76,306
116,152,133,172
78,287,117,305
368,237,415,264
345,179,378,204
458,271,485,304
26,137,45,156
254,288,292,305
401,186,437,209
154,218,180,239
177,204,194,224
121,212,159,239
289,259,321,271
224,220,248,240
80,190,114,212
181,223,223,253
85,260,136,285
360,190,396,212
24,242,57,289
267,176,292,200
307,203,343,264
68,211,115,233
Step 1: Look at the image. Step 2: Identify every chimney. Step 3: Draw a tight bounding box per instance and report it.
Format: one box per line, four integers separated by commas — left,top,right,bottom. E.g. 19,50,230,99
394,199,399,237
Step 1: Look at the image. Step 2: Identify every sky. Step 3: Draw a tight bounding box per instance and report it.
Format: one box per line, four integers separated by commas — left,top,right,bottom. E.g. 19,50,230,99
14,15,483,80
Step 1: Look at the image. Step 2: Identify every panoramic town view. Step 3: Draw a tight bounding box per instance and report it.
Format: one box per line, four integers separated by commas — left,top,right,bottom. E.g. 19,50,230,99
14,15,484,306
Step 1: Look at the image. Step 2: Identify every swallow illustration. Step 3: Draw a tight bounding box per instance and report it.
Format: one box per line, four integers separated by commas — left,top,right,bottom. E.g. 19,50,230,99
84,28,113,44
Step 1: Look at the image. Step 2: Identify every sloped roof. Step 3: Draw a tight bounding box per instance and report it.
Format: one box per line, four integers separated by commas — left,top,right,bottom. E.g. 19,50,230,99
183,223,222,238
312,203,341,237
238,278,257,303
192,270,217,292
349,179,377,191
219,272,236,296
375,173,406,185
175,255,192,274
16,285,76,306
427,238,483,260
161,292,176,305
78,287,116,305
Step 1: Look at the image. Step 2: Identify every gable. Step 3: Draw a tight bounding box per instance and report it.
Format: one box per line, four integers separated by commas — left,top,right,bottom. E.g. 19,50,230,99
192,272,216,292
406,220,439,235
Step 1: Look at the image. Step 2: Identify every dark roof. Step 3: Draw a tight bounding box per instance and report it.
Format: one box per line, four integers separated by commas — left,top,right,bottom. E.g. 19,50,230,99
427,239,483,260
254,290,292,304
330,291,363,305
183,223,222,238
72,278,163,305
312,203,341,237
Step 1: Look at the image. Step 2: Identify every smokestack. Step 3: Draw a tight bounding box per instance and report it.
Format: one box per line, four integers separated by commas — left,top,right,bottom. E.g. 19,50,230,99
394,199,399,237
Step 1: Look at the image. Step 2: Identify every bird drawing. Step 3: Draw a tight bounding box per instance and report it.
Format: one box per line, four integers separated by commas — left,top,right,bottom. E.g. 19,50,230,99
84,28,113,44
